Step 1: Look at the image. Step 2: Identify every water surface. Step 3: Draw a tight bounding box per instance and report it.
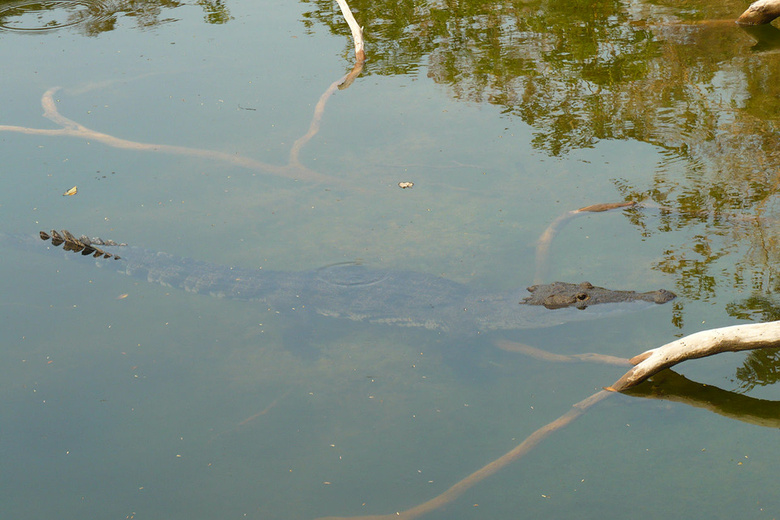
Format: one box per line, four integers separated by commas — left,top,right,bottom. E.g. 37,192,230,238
2,1,780,519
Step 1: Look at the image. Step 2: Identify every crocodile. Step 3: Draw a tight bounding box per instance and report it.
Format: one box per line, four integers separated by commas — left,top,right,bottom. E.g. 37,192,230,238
22,230,675,335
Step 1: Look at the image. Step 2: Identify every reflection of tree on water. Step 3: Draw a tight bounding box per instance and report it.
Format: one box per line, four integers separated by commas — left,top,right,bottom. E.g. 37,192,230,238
301,0,780,280
195,0,231,25
301,0,780,389
735,348,780,391
0,0,230,35
8,0,776,317
6,0,776,308
726,296,780,390
5,0,777,385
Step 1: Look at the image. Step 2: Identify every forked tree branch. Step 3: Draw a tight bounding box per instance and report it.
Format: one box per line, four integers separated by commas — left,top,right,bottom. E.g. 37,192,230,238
0,87,331,183
608,321,780,391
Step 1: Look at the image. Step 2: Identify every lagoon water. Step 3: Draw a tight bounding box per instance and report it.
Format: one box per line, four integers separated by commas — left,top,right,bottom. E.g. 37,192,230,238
2,1,779,518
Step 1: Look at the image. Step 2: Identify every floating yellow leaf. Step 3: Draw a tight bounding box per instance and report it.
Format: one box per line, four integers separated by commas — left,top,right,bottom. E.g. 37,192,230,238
63,186,78,196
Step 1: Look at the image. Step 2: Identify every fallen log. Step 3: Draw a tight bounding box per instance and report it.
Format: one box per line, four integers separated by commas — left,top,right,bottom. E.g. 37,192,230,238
737,0,780,25
608,321,780,391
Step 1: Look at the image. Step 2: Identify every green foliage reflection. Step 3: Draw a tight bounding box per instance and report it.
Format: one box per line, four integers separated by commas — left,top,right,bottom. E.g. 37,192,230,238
0,0,231,35
299,0,780,388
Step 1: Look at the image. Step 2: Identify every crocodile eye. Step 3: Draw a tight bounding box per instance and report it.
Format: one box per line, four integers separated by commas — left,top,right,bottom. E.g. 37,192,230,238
576,292,589,301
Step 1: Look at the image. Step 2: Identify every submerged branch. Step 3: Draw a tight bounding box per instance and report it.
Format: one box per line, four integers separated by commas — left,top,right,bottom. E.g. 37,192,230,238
315,390,611,520
0,87,333,183
534,201,638,284
0,4,367,186
288,0,365,166
495,339,631,366
319,321,780,520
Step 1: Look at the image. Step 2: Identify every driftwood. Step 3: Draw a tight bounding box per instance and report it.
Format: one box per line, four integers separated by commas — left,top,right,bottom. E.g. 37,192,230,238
335,0,366,64
608,321,780,391
317,321,780,520
737,0,780,25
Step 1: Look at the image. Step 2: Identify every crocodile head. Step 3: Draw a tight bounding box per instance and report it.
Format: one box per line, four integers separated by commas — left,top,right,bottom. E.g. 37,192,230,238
521,281,676,310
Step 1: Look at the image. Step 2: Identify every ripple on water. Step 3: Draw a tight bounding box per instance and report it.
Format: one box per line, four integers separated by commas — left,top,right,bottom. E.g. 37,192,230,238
0,0,114,33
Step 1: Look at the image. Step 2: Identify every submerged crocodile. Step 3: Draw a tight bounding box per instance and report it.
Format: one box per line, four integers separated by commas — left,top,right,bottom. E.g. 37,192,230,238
25,230,675,335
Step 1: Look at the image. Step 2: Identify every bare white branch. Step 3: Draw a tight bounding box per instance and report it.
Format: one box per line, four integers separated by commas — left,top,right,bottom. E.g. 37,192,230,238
737,0,780,25
609,321,780,391
335,0,366,62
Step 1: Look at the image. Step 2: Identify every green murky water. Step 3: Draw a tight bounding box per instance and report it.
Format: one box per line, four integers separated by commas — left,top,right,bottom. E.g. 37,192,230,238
2,0,780,518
